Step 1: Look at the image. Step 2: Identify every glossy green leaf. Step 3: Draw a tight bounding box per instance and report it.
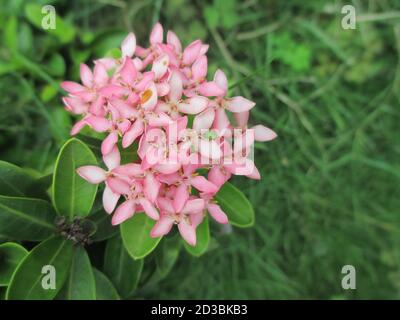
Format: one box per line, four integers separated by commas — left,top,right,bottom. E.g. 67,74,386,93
24,4,76,44
0,195,56,241
0,242,28,286
155,235,181,279
184,216,210,257
104,235,143,298
0,160,36,197
90,210,119,242
57,246,96,300
121,213,162,260
53,138,98,219
215,182,255,227
93,268,120,300
6,237,74,300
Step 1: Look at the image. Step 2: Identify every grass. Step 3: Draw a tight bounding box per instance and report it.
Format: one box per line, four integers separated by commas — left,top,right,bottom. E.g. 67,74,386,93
1,0,400,299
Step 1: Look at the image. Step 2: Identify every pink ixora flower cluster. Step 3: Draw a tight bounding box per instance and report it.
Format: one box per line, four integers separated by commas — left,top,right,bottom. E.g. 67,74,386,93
61,23,277,246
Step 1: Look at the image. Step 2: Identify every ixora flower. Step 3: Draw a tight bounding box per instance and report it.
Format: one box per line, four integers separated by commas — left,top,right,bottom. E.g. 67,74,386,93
62,23,277,246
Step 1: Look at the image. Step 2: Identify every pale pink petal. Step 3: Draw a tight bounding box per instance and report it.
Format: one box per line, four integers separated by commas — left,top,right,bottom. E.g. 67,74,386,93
178,219,196,246
150,216,174,237
234,111,249,128
177,96,208,114
154,163,181,174
113,163,143,177
208,203,228,224
61,81,85,94
173,183,189,213
150,22,163,45
157,197,175,213
155,82,170,96
208,166,229,187
80,63,93,88
225,96,255,113
167,30,182,53
168,71,183,102
252,125,277,142
110,98,138,118
112,200,135,225
197,81,225,97
193,108,215,132
245,161,261,180
119,57,137,86
213,109,230,131
214,69,228,95
86,116,111,132
198,139,221,160
76,166,106,184
101,132,119,156
99,84,128,98
93,62,109,87
152,54,169,79
191,55,207,81
200,44,209,56
135,71,155,91
157,172,181,185
121,32,136,58
103,145,120,170
62,97,86,114
107,177,131,195
182,40,202,66
191,176,218,193
70,119,87,135
103,185,120,214
139,198,159,220
140,83,158,110
122,119,144,148
144,173,160,203
182,198,205,214
190,212,204,228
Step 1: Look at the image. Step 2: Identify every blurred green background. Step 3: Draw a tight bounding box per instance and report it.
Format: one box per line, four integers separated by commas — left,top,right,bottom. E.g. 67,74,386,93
1,0,400,299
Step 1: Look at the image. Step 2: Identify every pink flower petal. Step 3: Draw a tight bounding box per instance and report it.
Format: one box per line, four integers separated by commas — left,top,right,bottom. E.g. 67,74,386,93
122,119,144,148
178,219,196,246
93,62,109,87
177,96,208,114
101,131,119,156
107,177,131,195
191,55,207,81
113,163,143,177
144,173,160,203
62,97,86,115
213,109,230,131
182,40,202,66
198,139,221,160
86,116,112,132
76,166,106,184
174,183,189,213
112,200,135,225
150,22,163,45
208,166,230,187
119,57,137,86
193,108,215,132
140,83,158,110
197,81,225,97
80,63,93,88
70,119,88,135
139,198,160,220
103,145,120,170
121,32,136,58
150,216,174,237
61,81,85,94
208,203,228,224
225,96,255,113
234,111,249,128
168,71,183,102
182,198,205,214
213,69,228,95
191,176,218,193
252,125,277,142
152,54,169,79
157,197,175,213
103,185,120,214
167,30,182,53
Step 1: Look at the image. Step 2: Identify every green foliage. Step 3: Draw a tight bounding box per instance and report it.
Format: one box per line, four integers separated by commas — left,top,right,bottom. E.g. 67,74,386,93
6,237,74,300
93,268,120,300
121,213,162,260
184,216,210,257
52,138,98,219
0,243,28,286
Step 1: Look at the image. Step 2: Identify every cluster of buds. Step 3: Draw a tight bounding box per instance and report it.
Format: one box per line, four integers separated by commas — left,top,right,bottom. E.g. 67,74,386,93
61,23,277,246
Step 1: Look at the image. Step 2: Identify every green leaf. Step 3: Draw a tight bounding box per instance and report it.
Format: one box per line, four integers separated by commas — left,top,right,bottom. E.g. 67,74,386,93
90,210,119,242
104,235,143,298
24,4,76,44
40,84,58,102
155,235,181,279
184,216,210,257
44,53,65,77
0,195,56,241
0,243,28,286
52,138,98,220
6,237,74,300
93,268,120,300
204,5,219,29
214,182,255,227
5,16,18,52
0,160,36,197
121,213,162,260
57,246,96,300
